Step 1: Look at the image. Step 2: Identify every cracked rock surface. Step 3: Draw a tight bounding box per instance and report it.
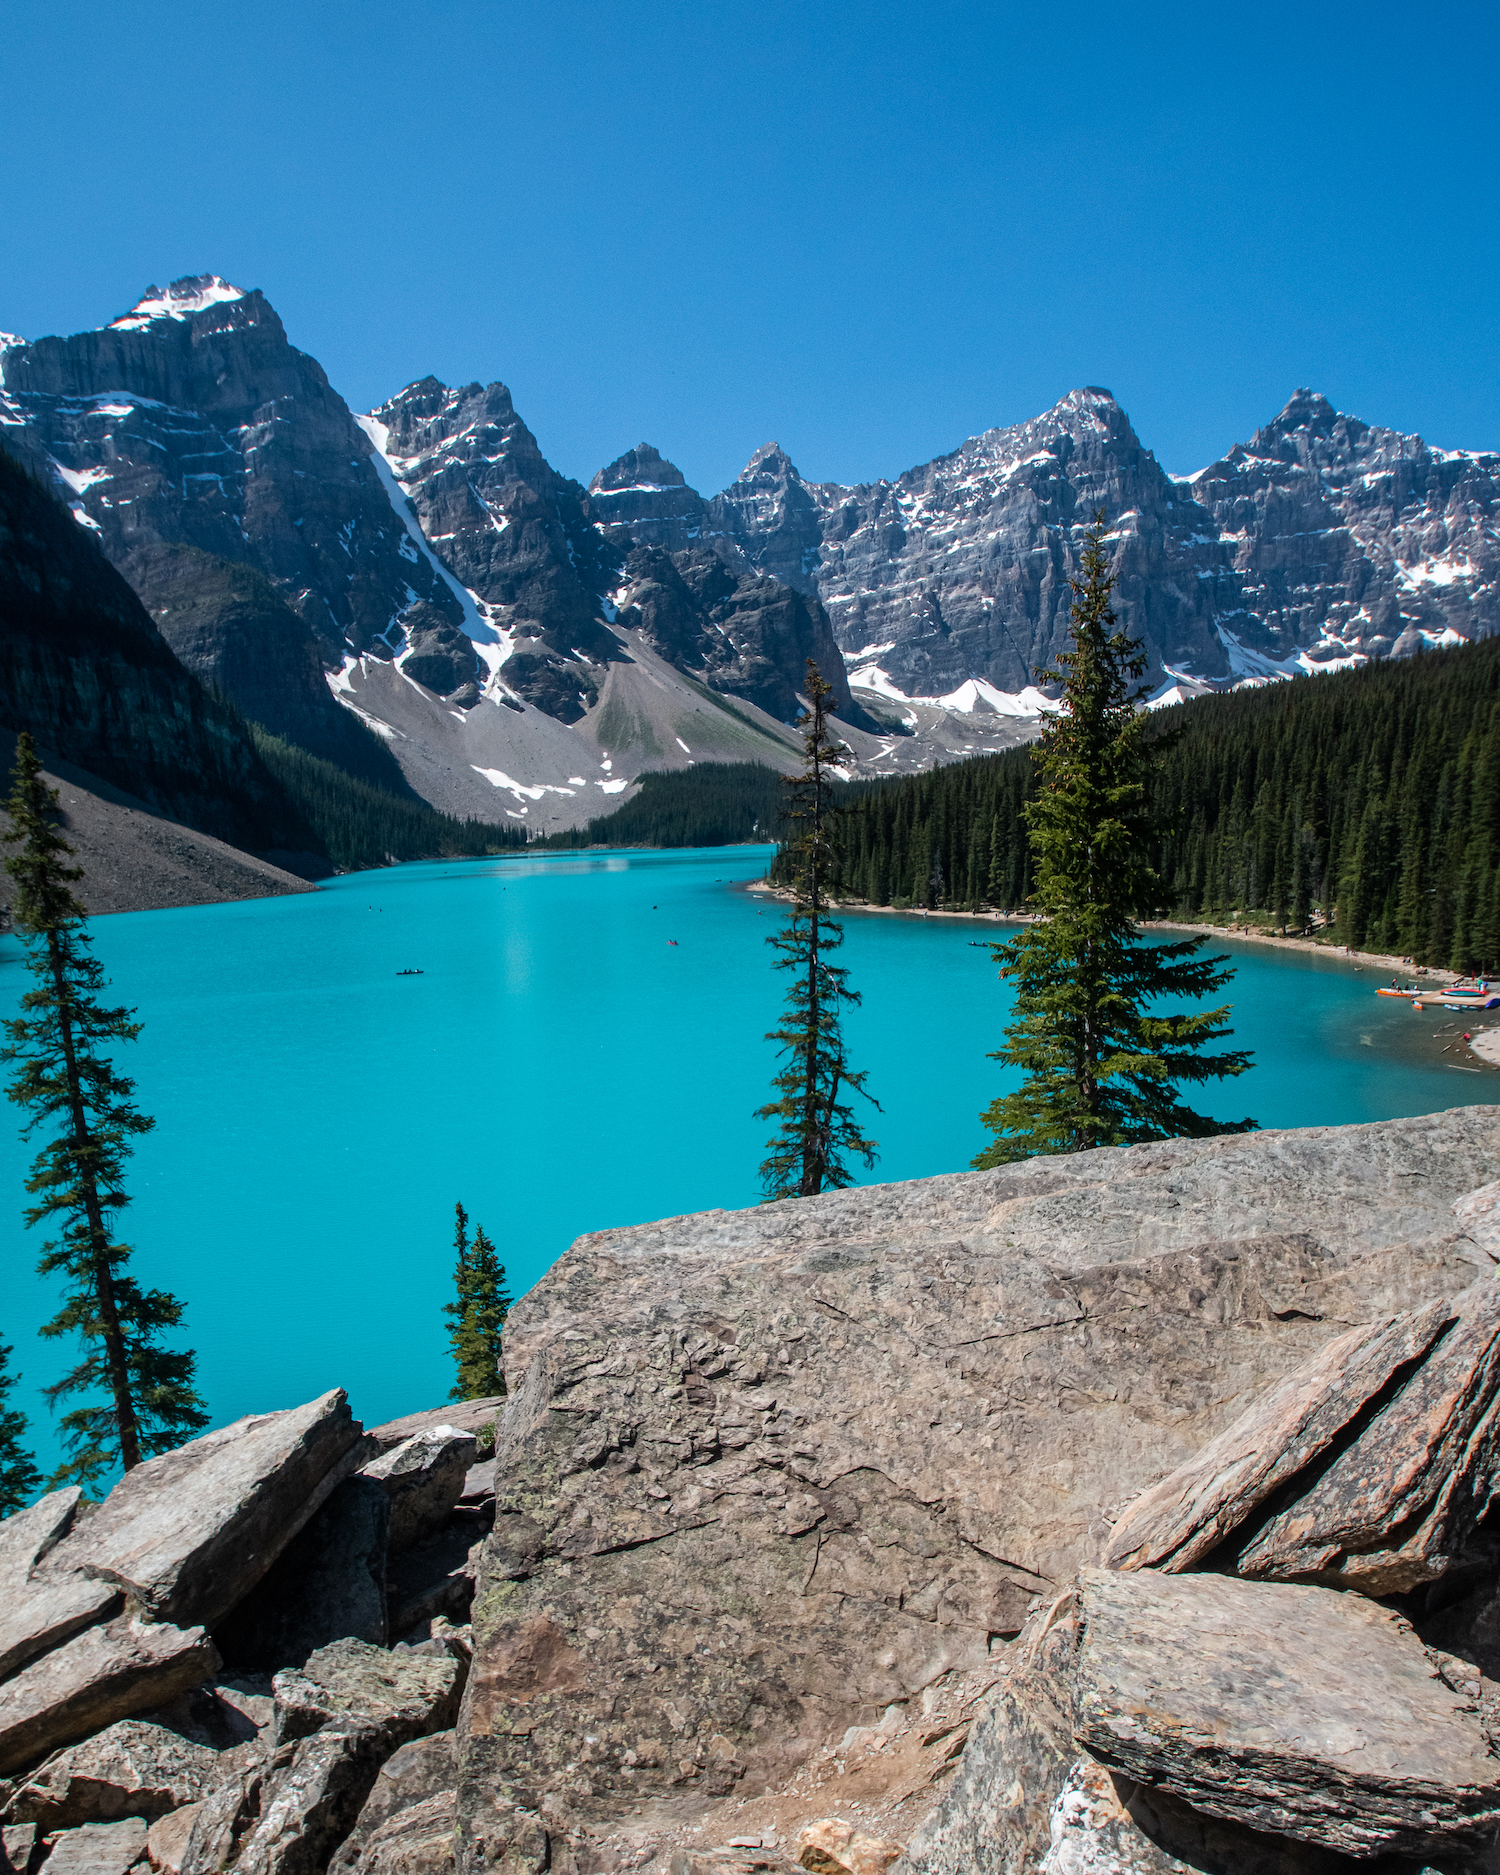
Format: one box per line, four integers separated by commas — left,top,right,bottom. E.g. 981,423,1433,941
458,1108,1500,1868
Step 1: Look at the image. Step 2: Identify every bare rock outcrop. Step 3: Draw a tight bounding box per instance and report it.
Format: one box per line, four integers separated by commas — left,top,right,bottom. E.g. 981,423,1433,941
4,1719,222,1830
457,1107,1500,1871
359,1436,476,1558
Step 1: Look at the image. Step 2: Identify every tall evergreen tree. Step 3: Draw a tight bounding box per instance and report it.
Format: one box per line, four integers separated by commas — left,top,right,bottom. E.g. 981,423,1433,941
758,661,879,1199
0,1339,43,1516
974,516,1255,1165
445,1201,511,1400
2,734,207,1488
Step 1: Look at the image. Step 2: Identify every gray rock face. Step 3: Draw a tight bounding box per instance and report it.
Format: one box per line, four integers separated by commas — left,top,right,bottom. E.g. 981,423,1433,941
457,1107,1500,1862
360,1434,476,1558
340,1791,452,1875
0,1619,220,1777
709,387,1500,705
214,1479,390,1673
0,280,460,775
365,1405,504,1460
50,1391,365,1631
4,1718,221,1829
709,397,1238,699
1072,1567,1500,1858
588,447,705,553
1185,389,1500,668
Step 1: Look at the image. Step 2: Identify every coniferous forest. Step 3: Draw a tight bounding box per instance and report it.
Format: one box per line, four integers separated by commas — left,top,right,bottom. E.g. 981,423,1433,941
768,637,1500,973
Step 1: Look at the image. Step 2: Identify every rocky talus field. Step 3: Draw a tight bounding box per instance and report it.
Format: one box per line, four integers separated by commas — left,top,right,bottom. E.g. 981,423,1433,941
8,1109,1500,1875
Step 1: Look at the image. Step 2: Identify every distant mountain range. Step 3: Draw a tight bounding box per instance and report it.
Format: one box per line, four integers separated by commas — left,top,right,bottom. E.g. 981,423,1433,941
3,276,1496,831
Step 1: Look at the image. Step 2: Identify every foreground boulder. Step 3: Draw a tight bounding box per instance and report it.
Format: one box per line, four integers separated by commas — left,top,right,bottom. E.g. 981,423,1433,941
44,1393,366,1633
458,1109,1500,1865
0,1619,220,1776
1072,1567,1500,1858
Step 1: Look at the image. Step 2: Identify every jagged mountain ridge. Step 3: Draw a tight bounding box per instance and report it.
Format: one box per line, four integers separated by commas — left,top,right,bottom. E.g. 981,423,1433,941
692,386,1500,702
0,280,886,831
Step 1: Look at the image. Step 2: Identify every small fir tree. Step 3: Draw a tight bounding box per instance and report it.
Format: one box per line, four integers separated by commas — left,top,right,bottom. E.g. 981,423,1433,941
2,735,208,1488
445,1202,511,1400
758,661,879,1199
0,1339,43,1517
974,516,1255,1165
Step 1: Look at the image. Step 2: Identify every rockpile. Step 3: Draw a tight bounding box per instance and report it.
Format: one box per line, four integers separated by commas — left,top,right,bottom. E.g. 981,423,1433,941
11,1109,1500,1875
0,1391,498,1875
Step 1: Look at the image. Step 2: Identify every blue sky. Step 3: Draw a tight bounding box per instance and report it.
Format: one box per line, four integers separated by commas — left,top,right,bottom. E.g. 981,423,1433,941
3,0,1495,494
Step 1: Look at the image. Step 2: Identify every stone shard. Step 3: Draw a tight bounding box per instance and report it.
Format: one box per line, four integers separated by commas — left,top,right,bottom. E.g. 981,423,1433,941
271,1642,460,1753
330,1733,455,1875
1232,1277,1500,1592
4,1718,221,1829
342,1790,453,1875
457,1109,1500,1856
177,1761,265,1875
1101,1296,1460,1573
0,1825,36,1875
1072,1566,1500,1858
0,1619,220,1778
45,1392,366,1630
1454,1178,1500,1258
359,1433,476,1557
43,1818,149,1875
0,1488,122,1684
795,1820,902,1875
214,1480,389,1673
146,1805,202,1875
230,1723,389,1875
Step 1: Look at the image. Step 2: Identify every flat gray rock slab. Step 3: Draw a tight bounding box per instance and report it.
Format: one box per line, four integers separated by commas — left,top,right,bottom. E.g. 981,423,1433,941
0,1488,120,1682
43,1818,149,1875
1073,1567,1500,1858
46,1391,365,1629
0,1618,220,1777
359,1431,475,1555
6,1718,221,1829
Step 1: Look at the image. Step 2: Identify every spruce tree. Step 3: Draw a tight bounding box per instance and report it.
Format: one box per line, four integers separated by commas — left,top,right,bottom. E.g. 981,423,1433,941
758,661,879,1199
974,516,1255,1165
2,734,208,1488
0,1339,43,1516
445,1202,511,1399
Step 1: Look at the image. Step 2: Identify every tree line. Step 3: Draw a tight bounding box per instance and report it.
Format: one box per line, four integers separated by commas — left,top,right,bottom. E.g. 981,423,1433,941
776,634,1500,973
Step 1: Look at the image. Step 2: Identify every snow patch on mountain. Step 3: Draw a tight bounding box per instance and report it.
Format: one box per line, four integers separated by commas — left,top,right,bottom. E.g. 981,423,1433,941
108,277,246,330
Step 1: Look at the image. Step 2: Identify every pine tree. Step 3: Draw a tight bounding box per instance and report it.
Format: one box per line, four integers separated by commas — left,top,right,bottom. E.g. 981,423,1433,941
759,662,879,1199
0,1339,43,1516
2,735,208,1488
974,516,1256,1165
445,1202,511,1400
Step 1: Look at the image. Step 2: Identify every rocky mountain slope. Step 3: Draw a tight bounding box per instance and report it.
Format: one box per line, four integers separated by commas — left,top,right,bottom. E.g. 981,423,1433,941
0,446,321,876
6,275,1495,829
707,387,1500,709
8,1109,1500,1875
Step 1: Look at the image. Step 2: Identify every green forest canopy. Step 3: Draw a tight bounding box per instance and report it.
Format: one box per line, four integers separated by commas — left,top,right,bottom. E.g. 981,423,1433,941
761,636,1500,973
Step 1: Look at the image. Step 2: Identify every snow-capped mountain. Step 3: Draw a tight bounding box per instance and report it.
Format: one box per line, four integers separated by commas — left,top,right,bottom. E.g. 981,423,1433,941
5,274,1496,832
1182,389,1500,676
722,389,1499,705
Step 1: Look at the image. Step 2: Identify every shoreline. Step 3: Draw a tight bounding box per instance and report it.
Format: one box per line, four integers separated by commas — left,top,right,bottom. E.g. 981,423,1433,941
743,880,1465,983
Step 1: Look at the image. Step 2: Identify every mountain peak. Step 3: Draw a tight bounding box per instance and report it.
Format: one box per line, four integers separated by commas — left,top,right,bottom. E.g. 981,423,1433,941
108,276,248,332
1262,388,1341,440
590,443,689,494
736,441,803,484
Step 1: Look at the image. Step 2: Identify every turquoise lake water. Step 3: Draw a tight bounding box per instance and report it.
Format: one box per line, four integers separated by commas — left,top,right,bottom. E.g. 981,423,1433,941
3,844,1497,1480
